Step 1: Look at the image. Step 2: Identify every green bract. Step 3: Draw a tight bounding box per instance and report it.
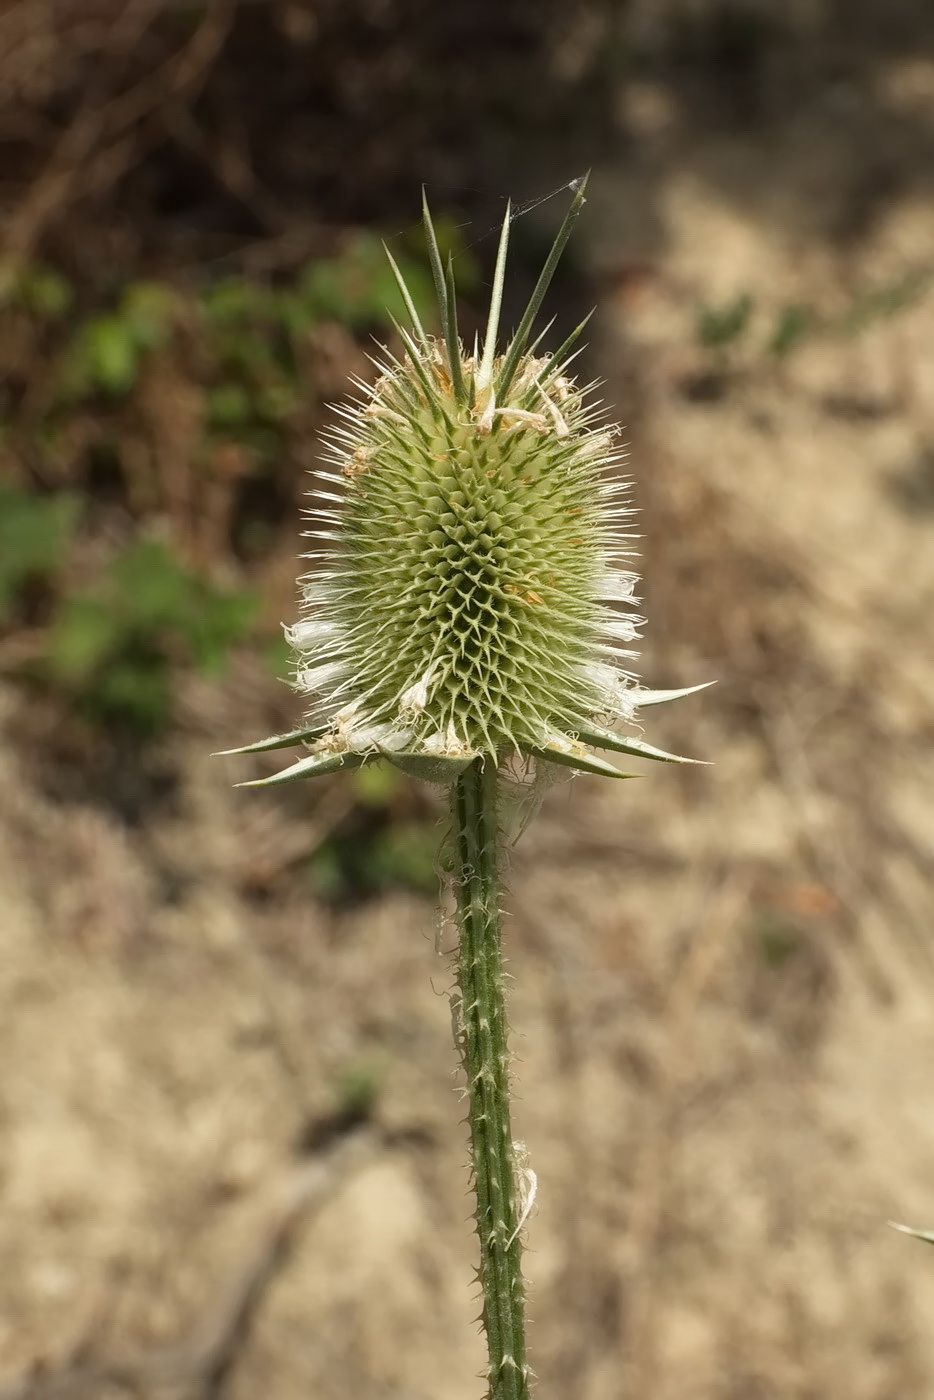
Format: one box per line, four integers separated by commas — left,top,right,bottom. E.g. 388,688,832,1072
224,180,707,784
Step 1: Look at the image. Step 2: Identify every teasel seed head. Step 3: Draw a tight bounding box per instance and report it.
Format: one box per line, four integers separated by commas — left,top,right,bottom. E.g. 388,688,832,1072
222,178,709,786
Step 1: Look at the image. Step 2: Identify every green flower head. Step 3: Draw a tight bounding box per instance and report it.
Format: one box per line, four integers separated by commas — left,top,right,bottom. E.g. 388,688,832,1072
225,179,706,786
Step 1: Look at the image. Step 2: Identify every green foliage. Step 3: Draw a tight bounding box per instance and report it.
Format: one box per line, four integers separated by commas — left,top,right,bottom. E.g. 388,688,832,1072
4,264,74,319
262,630,293,681
768,303,813,358
696,292,753,348
47,538,256,735
28,229,445,422
199,236,439,337
301,231,438,328
121,282,176,350
352,760,403,807
0,485,256,737
192,234,447,454
841,268,933,333
766,272,932,357
307,815,438,902
68,314,141,396
0,485,80,614
752,911,803,969
60,283,175,399
306,765,438,903
365,820,439,894
0,226,472,744
695,268,934,365
334,1054,385,1118
206,382,254,430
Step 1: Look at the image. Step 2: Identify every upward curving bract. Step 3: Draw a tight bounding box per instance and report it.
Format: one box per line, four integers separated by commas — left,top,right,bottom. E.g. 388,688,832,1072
223,179,708,786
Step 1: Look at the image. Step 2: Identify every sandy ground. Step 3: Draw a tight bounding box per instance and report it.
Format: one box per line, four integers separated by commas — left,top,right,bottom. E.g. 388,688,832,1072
3,40,934,1400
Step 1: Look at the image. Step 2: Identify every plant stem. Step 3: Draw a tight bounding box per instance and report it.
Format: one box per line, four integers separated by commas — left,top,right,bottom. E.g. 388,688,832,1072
451,758,530,1400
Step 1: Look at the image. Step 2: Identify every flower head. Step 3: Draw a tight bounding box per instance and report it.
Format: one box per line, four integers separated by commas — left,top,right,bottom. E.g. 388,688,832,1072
223,180,707,785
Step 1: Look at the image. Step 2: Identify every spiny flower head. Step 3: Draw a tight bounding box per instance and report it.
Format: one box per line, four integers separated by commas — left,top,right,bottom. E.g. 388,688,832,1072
224,179,706,786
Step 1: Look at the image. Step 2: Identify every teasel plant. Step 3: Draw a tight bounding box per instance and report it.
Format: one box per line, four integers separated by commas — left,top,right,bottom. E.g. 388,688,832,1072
221,176,708,1399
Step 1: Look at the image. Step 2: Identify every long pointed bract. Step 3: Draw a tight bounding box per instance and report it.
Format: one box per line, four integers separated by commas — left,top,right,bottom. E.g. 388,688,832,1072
633,681,715,707
235,750,364,786
573,723,704,765
536,309,596,389
478,202,511,390
443,253,467,403
495,173,590,402
422,187,449,330
383,241,430,350
214,724,327,756
526,742,635,780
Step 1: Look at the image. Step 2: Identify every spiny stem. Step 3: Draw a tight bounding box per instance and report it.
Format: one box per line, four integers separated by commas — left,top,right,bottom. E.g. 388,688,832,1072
451,759,530,1400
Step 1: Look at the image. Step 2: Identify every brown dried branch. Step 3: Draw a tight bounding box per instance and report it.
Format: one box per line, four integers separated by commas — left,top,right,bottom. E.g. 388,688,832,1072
0,0,234,280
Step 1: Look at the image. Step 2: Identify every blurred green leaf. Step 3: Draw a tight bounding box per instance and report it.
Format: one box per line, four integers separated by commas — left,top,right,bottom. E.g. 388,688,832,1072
840,269,932,333
352,760,401,807
300,232,438,331
307,844,346,901
217,333,278,374
48,596,122,681
182,586,257,674
66,314,140,396
0,487,79,616
201,277,268,325
365,821,438,895
120,282,174,350
20,266,74,320
697,293,753,348
207,382,254,429
334,1055,384,1116
255,380,299,422
44,534,257,734
84,649,173,737
272,288,317,338
752,912,802,969
263,631,292,679
109,539,190,627
769,304,814,357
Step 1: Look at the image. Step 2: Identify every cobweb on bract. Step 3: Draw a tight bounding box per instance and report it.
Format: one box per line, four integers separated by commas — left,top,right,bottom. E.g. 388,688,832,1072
498,750,575,844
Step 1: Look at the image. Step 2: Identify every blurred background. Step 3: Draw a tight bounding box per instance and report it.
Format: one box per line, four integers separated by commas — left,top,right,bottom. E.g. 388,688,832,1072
2,1,934,1397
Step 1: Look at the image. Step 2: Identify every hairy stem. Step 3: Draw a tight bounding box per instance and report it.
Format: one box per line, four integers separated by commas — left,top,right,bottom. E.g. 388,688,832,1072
451,758,530,1400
